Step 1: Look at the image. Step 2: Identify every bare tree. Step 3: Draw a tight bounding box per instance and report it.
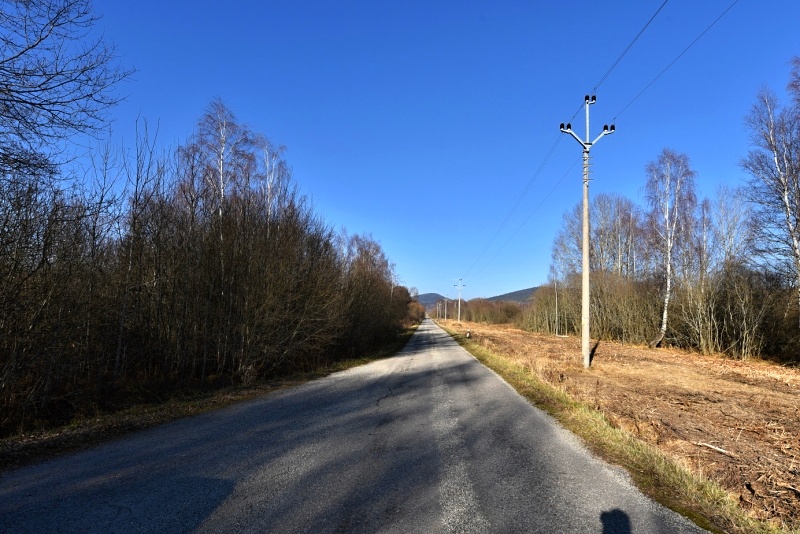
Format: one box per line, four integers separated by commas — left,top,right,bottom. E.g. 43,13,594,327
256,136,289,224
551,203,582,281
592,193,644,277
0,0,130,173
645,148,697,348
714,185,752,267
710,185,766,358
675,198,720,354
548,194,655,344
788,56,800,104
114,120,163,377
741,63,800,327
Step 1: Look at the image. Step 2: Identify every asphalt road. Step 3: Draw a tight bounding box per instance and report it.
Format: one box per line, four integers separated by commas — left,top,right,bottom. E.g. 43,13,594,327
0,319,706,533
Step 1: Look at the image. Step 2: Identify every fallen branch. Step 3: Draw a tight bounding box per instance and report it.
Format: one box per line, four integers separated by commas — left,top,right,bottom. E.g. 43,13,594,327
777,482,800,497
695,441,738,459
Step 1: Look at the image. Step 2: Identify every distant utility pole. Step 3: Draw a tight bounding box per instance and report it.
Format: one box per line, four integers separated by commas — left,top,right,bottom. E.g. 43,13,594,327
560,95,615,368
444,298,448,321
454,279,466,323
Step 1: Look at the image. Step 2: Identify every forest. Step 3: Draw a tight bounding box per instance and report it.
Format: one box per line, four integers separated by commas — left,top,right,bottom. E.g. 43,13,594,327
0,1,424,435
0,98,425,435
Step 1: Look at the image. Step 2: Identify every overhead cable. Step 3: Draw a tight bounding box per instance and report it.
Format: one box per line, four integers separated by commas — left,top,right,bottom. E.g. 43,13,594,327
591,0,670,94
612,0,740,121
465,3,670,278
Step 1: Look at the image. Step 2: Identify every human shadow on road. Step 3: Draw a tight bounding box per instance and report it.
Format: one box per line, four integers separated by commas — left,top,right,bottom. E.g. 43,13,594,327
600,508,632,533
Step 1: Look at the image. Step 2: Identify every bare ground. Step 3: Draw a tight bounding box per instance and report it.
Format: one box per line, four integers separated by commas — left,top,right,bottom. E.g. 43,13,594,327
446,320,800,531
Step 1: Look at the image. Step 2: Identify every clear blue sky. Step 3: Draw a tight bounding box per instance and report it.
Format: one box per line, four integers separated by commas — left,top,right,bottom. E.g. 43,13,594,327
91,0,800,300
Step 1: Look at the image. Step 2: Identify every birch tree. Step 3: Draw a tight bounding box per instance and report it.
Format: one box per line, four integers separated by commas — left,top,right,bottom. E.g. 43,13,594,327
741,62,800,327
645,148,697,347
676,198,719,354
592,193,643,278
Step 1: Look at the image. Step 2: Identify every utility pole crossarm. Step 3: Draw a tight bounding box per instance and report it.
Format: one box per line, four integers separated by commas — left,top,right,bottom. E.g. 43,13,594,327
559,123,615,149
559,123,586,147
592,124,615,146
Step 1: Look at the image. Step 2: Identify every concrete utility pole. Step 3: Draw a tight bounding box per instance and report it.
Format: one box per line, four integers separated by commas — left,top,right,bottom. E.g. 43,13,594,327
444,298,448,321
560,95,615,368
454,279,465,323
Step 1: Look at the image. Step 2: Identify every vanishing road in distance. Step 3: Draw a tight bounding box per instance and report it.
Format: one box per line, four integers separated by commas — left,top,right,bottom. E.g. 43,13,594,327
0,319,705,533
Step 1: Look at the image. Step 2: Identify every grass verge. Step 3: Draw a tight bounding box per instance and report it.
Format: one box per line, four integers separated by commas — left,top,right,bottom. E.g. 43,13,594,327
0,326,418,473
442,326,784,534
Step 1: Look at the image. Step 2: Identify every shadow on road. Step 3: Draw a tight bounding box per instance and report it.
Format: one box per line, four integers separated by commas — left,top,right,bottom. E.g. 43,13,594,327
601,508,632,533
0,474,234,532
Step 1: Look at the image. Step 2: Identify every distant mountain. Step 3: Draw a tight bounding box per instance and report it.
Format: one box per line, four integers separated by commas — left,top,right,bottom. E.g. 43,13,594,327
417,293,445,309
418,288,539,309
486,287,539,304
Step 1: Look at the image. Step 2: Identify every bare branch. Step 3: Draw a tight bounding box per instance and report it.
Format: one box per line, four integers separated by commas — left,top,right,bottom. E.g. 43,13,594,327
0,0,131,173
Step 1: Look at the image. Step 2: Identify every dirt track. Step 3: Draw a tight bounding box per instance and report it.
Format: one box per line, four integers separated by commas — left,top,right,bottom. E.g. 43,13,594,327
446,321,800,531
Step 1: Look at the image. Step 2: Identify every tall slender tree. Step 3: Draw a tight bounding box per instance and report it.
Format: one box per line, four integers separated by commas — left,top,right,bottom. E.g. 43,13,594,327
741,59,800,327
644,148,697,348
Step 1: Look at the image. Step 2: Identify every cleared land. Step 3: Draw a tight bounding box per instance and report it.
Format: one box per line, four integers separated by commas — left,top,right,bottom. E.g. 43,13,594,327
444,320,800,532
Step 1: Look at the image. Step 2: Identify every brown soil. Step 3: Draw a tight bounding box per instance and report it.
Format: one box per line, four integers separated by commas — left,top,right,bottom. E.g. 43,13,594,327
447,320,800,531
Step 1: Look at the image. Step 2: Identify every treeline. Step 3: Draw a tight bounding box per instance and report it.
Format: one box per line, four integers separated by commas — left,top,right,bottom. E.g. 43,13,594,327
518,61,800,362
461,299,523,324
0,100,424,435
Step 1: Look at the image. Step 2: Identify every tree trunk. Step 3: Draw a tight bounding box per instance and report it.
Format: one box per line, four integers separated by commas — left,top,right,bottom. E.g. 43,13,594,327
650,243,672,348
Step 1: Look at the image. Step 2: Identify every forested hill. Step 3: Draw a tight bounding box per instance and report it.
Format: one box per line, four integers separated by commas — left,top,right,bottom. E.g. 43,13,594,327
487,287,539,303
418,288,538,308
418,293,445,308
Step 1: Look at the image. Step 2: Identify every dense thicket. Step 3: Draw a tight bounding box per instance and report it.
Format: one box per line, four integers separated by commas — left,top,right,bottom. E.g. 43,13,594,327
0,101,422,435
517,62,800,361
460,299,522,324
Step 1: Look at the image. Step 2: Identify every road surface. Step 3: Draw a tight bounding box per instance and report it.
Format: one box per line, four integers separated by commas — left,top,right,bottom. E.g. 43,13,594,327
0,319,705,533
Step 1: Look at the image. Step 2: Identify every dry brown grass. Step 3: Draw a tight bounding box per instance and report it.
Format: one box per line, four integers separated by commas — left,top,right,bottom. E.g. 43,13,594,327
443,319,800,533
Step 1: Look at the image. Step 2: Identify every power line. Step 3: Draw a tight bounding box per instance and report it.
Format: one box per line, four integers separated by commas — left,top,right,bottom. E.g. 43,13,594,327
591,0,670,94
484,0,740,279
470,157,580,279
464,3,668,280
464,133,564,277
498,1,739,249
612,0,740,121
463,0,740,288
